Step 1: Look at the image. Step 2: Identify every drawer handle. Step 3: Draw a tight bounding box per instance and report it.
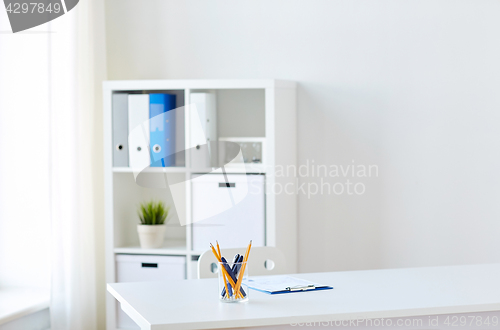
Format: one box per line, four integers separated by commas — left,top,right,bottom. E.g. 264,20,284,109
219,182,235,188
141,263,158,268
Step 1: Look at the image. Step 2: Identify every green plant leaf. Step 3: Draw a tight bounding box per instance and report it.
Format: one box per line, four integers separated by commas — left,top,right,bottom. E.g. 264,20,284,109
138,200,170,225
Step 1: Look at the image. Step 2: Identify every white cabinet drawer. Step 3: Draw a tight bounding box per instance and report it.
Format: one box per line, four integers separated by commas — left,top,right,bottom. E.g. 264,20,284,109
116,254,186,282
191,174,265,251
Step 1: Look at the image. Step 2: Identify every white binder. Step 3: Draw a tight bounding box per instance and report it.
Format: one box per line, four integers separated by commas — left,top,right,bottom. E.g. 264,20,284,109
128,94,150,170
112,93,129,167
190,93,217,169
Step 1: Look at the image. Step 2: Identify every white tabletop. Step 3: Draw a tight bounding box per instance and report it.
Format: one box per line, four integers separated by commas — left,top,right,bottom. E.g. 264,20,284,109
107,263,500,330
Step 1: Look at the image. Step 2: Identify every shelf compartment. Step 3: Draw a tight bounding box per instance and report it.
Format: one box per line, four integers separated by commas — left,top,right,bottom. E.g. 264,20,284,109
215,89,266,138
113,172,187,248
112,89,186,168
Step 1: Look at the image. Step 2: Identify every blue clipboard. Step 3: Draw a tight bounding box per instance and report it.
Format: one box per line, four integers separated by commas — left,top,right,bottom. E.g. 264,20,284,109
245,276,334,295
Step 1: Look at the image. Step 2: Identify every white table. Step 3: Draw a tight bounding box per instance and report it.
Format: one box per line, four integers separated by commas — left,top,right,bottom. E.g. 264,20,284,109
107,263,500,330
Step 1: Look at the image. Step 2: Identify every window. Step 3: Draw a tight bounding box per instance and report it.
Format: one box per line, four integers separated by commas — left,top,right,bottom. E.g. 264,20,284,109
0,12,50,292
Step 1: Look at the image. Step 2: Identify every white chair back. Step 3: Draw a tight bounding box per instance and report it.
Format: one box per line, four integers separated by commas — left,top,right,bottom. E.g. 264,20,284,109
197,246,286,279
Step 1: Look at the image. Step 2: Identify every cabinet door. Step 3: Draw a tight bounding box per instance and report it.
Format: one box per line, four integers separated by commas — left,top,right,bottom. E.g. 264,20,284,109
192,174,265,251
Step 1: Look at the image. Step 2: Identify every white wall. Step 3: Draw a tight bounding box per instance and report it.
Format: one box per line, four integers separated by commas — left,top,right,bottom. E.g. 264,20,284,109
104,0,500,272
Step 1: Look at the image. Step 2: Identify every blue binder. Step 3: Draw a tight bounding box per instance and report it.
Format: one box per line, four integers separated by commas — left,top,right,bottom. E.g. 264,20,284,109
149,94,176,167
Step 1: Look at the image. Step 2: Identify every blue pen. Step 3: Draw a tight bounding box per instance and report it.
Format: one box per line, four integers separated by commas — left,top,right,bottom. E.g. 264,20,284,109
221,256,246,297
232,254,241,272
233,255,245,295
232,255,245,296
234,255,244,274
221,254,239,297
220,257,236,297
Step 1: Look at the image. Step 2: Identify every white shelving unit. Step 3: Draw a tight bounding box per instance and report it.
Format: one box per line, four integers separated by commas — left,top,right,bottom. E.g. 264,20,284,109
103,79,297,329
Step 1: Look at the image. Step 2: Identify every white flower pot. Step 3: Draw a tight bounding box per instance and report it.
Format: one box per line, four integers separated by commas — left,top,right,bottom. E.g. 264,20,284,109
137,224,166,249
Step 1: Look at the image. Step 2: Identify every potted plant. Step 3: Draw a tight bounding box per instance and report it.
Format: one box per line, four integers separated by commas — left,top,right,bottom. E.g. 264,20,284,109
137,200,170,249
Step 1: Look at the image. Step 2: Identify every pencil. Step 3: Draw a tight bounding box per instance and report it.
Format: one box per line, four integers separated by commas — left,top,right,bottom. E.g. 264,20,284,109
233,240,252,297
233,240,251,296
216,241,221,258
217,241,230,299
210,243,220,260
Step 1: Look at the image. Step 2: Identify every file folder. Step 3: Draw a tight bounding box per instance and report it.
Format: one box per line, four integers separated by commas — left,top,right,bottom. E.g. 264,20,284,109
149,94,176,167
128,94,150,170
112,93,129,167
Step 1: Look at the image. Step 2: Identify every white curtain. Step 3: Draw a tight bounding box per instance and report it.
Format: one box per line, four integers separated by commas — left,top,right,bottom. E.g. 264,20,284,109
49,0,107,329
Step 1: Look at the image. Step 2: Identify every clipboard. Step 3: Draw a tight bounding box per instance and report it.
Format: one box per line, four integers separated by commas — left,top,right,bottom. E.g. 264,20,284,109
244,275,333,295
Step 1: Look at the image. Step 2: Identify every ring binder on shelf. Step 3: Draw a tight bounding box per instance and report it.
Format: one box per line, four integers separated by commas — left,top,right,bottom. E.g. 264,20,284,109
112,93,129,167
128,94,150,169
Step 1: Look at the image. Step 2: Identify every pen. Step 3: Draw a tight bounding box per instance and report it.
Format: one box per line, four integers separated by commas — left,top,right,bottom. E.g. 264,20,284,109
231,254,240,272
221,256,246,297
234,255,244,273
221,254,240,297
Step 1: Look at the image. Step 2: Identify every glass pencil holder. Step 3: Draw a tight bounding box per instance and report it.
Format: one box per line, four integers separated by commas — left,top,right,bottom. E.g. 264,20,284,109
218,261,249,303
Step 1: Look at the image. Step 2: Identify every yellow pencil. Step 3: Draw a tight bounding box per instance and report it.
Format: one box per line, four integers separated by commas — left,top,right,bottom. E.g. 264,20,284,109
217,241,230,299
233,240,252,297
233,240,251,296
216,241,221,259
210,243,219,259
